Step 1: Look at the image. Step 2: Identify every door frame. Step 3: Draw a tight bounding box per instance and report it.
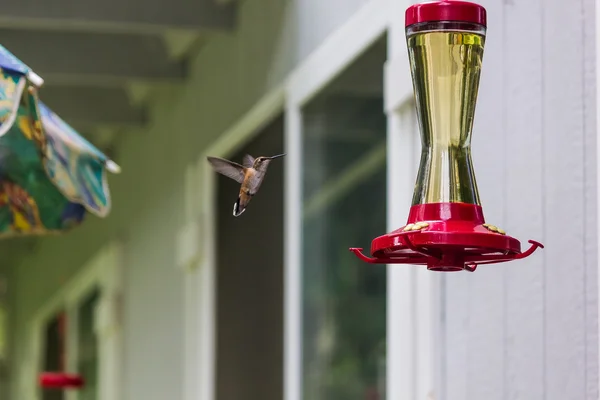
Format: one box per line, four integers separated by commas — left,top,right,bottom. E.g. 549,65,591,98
26,241,124,400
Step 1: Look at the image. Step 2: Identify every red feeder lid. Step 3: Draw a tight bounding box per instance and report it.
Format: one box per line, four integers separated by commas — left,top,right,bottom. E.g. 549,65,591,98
39,372,85,389
405,1,487,28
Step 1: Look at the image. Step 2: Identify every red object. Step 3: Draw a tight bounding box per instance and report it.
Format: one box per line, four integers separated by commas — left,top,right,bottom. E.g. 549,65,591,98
39,372,85,389
350,203,543,272
405,0,487,27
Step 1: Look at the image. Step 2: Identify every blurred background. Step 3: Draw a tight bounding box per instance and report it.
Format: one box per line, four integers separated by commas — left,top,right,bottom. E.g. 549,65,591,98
0,0,596,399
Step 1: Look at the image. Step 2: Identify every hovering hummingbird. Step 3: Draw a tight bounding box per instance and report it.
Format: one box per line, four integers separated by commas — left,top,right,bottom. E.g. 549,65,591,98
206,153,285,217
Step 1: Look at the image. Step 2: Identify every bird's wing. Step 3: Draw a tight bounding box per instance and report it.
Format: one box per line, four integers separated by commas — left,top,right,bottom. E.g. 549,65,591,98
206,156,246,183
242,154,255,168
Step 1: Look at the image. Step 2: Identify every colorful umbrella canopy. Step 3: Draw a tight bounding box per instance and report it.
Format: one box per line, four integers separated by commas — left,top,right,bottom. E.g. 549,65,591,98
0,44,120,237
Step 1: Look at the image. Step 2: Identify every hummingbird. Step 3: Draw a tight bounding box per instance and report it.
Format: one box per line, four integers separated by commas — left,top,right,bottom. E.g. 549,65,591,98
206,153,285,217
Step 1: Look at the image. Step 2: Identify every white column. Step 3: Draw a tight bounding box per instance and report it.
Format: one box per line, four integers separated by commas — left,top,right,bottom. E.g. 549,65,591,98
283,100,302,400
95,291,123,400
197,161,217,400
595,0,600,394
596,0,600,395
24,327,43,400
95,244,124,400
178,161,210,400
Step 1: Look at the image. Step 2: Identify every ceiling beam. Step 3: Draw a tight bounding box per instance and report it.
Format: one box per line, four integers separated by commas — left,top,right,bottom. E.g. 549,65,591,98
0,29,186,86
0,0,236,34
39,86,146,128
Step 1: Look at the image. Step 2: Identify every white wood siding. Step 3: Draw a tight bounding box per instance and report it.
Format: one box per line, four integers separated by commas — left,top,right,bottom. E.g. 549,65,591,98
444,1,597,399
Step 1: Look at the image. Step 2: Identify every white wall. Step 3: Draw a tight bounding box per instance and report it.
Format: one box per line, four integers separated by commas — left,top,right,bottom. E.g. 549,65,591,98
7,0,373,399
443,0,597,399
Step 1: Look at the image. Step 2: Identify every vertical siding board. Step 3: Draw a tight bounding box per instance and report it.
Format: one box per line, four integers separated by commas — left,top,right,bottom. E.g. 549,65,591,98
503,0,545,399
443,270,469,400
542,0,587,399
463,1,506,399
583,0,598,397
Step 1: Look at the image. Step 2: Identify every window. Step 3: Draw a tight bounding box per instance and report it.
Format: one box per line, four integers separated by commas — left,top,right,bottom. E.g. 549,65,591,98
301,35,388,400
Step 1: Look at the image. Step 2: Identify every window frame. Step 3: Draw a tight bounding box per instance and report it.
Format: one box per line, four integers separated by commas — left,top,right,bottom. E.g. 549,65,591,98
25,242,123,400
189,87,286,400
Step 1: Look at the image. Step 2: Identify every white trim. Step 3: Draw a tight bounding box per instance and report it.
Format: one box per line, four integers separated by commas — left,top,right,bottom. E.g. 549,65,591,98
386,100,417,400
197,161,216,400
284,2,391,400
182,258,199,400
386,98,442,400
287,0,390,107
385,0,442,396
27,241,124,400
95,242,125,400
186,87,286,400
596,0,600,393
283,101,302,400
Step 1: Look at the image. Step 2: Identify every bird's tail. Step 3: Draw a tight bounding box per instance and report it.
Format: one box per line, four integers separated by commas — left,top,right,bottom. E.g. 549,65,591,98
232,197,246,217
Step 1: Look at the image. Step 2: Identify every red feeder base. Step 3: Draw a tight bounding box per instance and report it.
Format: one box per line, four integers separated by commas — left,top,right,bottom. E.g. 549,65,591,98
350,203,543,272
39,372,85,389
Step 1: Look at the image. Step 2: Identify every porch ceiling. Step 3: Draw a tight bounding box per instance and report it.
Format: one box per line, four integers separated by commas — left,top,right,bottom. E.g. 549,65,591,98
0,0,238,152
0,0,236,34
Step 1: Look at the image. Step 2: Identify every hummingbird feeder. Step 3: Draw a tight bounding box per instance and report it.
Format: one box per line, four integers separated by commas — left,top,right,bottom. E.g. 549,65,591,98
349,0,543,272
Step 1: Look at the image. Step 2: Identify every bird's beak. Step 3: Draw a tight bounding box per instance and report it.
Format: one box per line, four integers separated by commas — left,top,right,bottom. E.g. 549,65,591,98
269,153,286,160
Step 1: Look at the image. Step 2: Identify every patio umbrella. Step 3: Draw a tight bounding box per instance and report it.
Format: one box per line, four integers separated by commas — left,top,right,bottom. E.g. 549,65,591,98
0,44,121,237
